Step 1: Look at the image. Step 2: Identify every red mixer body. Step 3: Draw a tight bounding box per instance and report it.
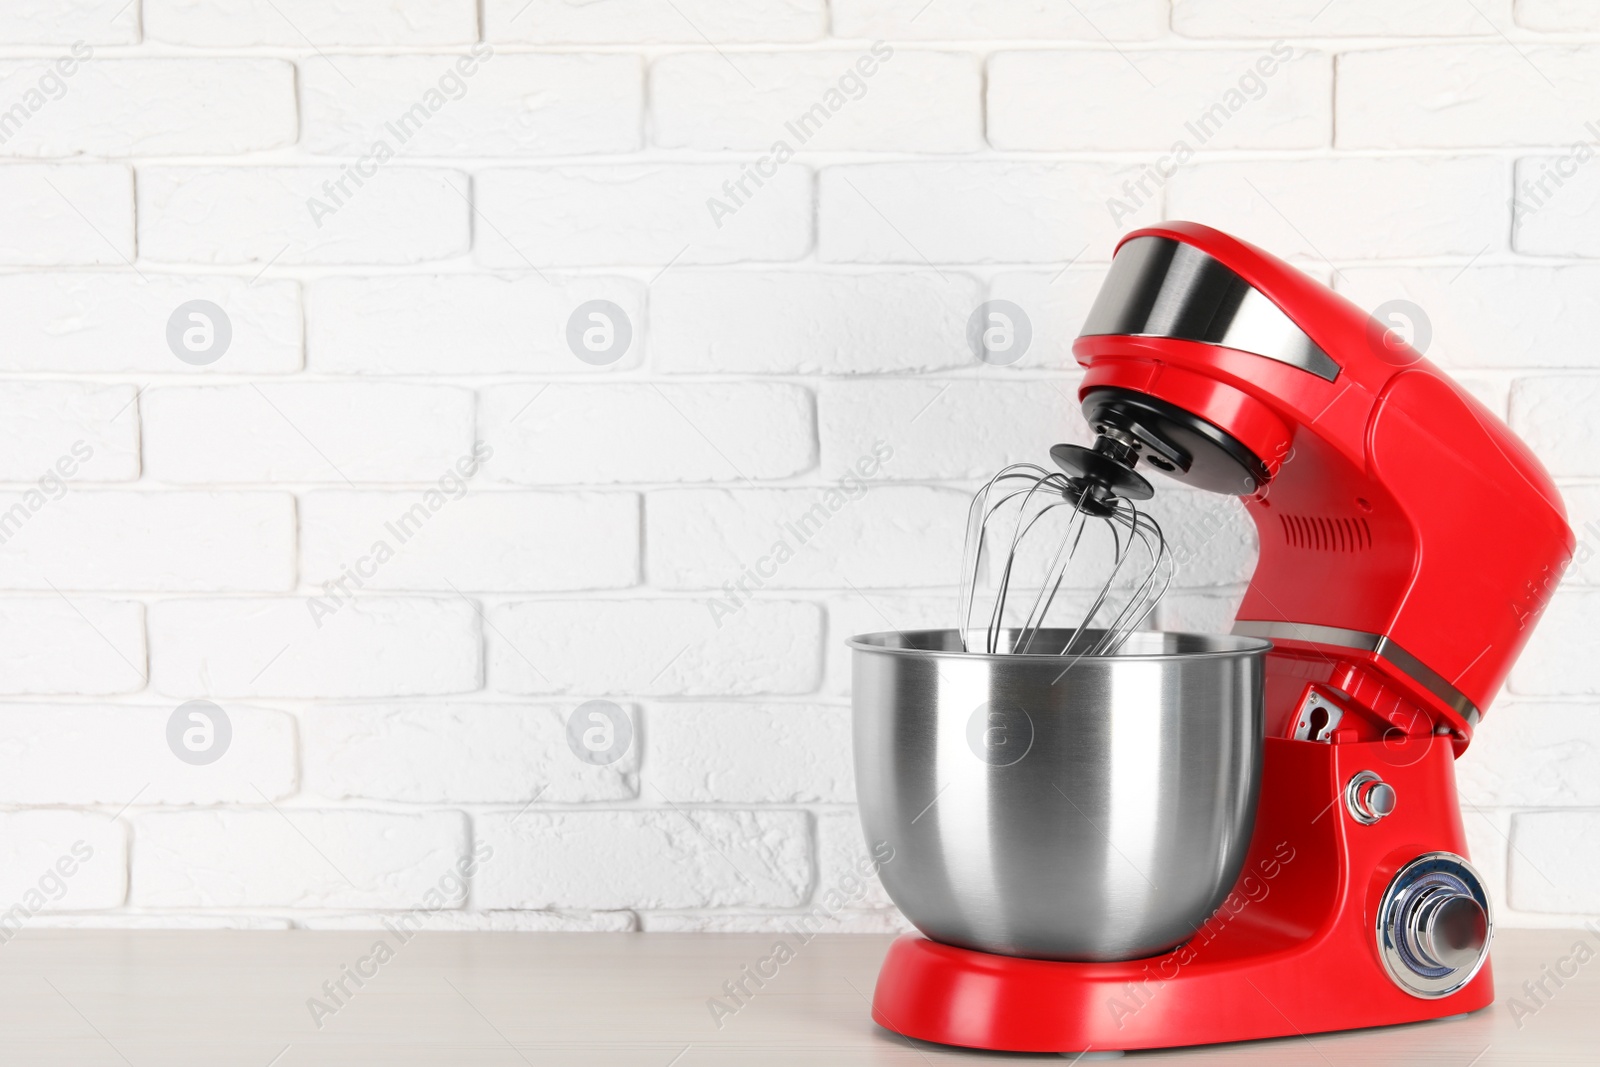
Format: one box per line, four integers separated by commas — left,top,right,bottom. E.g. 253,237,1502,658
1073,221,1571,748
869,222,1574,1052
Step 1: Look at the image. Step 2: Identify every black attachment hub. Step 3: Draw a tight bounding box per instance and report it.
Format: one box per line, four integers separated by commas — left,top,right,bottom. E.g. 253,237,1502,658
1050,439,1154,517
1081,387,1270,497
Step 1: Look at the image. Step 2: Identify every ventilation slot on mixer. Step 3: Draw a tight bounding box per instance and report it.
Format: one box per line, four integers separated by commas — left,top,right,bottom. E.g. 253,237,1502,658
1280,515,1372,552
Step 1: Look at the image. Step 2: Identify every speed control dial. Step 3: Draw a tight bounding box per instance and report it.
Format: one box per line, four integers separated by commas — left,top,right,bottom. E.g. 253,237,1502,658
1376,852,1492,999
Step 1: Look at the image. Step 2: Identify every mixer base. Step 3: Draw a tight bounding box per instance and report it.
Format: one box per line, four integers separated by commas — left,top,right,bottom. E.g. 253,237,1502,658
871,933,1493,1053
871,735,1496,1052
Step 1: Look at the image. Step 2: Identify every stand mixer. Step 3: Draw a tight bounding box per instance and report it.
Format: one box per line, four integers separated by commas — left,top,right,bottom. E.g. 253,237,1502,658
852,222,1574,1052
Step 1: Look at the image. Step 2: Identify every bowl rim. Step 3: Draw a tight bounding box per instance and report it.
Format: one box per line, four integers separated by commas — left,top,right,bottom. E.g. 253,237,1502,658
846,627,1272,662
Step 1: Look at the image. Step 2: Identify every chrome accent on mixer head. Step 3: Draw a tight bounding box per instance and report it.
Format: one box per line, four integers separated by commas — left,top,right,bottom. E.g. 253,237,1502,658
1230,620,1484,727
1376,852,1492,999
1081,235,1340,382
956,462,1175,657
849,628,1268,962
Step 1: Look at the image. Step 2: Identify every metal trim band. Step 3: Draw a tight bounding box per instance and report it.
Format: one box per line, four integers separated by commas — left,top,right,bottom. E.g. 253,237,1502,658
1230,620,1483,727
1080,236,1341,382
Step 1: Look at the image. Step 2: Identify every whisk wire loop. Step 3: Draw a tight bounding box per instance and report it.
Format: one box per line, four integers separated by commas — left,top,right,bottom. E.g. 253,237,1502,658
957,461,1176,658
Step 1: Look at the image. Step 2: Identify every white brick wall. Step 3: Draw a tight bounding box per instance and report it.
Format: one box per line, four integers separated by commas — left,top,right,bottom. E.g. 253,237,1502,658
0,165,133,265
132,808,468,908
833,0,1166,41
484,0,825,45
818,162,1163,262
475,809,811,909
1167,157,1508,259
0,811,127,910
0,274,302,374
0,598,145,694
1514,155,1600,257
0,382,139,479
142,383,475,483
487,599,823,695
0,491,295,591
1517,1,1600,32
307,274,644,375
650,270,980,374
300,490,640,591
474,165,813,266
0,59,295,157
645,703,853,803
0,2,1593,937
479,382,815,484
304,702,637,803
144,0,477,46
300,53,644,157
151,597,482,697
987,49,1331,151
646,485,967,588
1338,45,1600,148
1170,0,1508,37
651,49,982,152
0,0,139,44
0,704,296,803
1334,264,1600,369
138,167,471,265
819,379,1079,477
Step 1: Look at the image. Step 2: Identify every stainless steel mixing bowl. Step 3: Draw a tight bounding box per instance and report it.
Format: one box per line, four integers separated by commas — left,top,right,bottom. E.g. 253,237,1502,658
851,628,1268,962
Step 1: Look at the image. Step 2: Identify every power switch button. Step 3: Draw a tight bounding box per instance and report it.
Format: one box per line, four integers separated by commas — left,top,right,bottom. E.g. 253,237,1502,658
1347,770,1396,825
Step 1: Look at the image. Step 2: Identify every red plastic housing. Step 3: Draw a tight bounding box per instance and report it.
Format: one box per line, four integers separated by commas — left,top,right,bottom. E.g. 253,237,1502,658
868,223,1571,1053
872,738,1490,1052
1076,222,1572,742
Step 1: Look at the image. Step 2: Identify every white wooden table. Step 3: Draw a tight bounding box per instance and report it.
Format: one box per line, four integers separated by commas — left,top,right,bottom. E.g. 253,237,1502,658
0,929,1590,1064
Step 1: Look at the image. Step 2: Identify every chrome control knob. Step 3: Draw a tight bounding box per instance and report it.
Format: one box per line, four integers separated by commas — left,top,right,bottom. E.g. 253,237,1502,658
1404,886,1488,970
1377,853,1493,998
1346,770,1396,824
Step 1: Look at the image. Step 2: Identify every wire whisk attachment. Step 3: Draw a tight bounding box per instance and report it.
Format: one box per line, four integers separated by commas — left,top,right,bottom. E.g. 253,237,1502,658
957,453,1175,658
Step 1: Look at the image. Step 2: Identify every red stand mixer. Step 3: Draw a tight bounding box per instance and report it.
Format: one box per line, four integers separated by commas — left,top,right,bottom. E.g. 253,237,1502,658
864,222,1574,1052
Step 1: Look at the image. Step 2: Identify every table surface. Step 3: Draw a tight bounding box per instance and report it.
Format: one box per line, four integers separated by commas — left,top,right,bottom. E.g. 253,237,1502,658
0,928,1592,1065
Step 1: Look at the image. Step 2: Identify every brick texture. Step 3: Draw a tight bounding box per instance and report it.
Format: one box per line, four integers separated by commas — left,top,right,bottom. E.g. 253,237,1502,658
0,11,1590,935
